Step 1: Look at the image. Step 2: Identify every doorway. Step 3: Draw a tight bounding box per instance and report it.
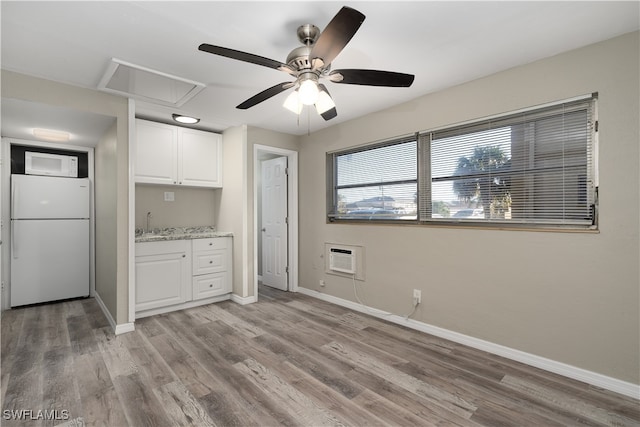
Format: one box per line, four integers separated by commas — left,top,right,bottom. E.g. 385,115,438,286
254,145,298,299
260,156,288,290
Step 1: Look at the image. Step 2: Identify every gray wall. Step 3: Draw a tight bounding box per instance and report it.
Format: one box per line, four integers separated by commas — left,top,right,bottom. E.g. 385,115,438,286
216,126,247,297
135,185,217,229
95,123,118,320
215,125,300,298
298,32,639,384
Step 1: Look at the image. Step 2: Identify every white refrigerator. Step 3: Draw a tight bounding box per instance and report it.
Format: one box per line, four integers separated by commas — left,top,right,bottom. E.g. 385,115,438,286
11,174,90,307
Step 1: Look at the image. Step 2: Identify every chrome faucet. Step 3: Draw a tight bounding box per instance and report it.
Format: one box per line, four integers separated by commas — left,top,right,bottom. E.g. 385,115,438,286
146,211,153,233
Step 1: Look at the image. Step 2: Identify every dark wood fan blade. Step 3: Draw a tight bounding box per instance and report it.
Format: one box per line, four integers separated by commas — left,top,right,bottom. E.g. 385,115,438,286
199,43,287,71
320,106,337,121
316,84,337,120
236,82,292,109
330,69,415,87
310,6,365,67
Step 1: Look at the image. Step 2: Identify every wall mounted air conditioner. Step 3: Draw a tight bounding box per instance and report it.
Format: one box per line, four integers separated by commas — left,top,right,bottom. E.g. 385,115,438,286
329,247,356,274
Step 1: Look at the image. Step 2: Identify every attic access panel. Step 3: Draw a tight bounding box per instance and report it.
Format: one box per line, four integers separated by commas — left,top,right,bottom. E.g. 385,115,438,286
98,59,205,107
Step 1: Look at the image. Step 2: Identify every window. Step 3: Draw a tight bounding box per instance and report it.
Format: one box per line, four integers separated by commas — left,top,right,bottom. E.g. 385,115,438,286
328,94,598,229
327,137,417,220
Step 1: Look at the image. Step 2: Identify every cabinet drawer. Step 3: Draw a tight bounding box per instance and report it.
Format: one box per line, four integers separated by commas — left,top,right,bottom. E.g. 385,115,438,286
192,249,227,275
193,272,229,300
193,237,228,251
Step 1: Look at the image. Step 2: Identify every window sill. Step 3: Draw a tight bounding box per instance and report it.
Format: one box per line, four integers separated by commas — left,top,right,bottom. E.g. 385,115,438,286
327,218,599,233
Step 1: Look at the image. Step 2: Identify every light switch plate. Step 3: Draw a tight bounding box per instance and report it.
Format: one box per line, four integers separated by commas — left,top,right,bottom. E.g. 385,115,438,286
164,191,175,202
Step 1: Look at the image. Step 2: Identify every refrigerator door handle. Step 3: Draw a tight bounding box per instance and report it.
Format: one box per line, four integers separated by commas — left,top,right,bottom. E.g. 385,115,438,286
11,178,16,219
11,178,17,258
11,221,17,259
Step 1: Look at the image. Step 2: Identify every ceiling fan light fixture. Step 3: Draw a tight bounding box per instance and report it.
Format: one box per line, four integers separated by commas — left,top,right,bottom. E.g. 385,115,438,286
315,90,335,114
298,79,319,105
199,6,414,123
283,90,303,114
172,114,200,124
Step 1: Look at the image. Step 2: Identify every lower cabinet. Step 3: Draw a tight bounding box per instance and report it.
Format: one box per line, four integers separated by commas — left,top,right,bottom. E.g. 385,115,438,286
135,237,232,316
135,240,191,312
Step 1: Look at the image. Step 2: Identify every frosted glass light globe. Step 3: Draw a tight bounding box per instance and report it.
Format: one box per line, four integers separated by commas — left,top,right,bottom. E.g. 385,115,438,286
298,79,319,105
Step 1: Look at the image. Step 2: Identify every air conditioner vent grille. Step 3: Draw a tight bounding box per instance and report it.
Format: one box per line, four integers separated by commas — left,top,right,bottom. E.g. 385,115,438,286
329,247,355,274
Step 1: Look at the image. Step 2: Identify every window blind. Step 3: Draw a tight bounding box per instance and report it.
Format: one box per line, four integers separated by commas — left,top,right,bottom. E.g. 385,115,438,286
329,138,418,220
423,96,596,225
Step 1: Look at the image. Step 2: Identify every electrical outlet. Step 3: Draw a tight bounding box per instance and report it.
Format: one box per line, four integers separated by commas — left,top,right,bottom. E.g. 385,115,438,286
319,279,325,287
413,289,422,304
164,191,175,202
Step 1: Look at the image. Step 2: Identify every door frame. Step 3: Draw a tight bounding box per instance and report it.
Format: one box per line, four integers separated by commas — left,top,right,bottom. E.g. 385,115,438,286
253,144,298,299
260,156,288,291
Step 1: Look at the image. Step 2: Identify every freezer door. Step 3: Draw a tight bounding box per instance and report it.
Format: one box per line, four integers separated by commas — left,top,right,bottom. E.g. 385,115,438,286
11,219,89,306
11,174,89,219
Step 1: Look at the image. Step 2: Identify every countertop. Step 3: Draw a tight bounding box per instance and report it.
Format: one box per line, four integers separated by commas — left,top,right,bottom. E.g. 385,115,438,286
135,226,233,243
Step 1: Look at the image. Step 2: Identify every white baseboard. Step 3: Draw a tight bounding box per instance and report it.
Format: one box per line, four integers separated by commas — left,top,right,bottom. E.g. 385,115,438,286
114,322,135,335
135,294,231,319
297,287,640,400
94,292,135,335
231,293,257,305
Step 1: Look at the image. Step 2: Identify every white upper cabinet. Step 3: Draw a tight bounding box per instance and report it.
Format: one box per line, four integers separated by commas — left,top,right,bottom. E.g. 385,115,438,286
179,127,222,187
135,119,222,188
135,120,178,185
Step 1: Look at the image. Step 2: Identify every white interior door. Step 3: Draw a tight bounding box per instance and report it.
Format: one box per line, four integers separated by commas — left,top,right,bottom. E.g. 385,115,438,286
261,157,288,291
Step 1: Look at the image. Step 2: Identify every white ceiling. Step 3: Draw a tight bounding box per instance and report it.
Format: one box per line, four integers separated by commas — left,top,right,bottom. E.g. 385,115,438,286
1,98,116,147
2,1,638,141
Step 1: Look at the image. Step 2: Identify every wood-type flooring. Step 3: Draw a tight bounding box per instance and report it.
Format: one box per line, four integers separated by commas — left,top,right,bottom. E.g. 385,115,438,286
1,285,638,426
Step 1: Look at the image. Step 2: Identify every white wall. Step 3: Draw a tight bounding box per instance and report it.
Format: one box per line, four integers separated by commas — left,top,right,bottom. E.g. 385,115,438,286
298,32,639,385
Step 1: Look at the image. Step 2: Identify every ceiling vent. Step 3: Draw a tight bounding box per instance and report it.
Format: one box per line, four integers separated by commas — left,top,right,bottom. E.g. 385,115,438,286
98,59,205,107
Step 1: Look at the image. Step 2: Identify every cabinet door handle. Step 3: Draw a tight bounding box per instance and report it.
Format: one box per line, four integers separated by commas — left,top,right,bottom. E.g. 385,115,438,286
209,242,213,246
182,254,186,258
209,261,213,264
209,284,213,288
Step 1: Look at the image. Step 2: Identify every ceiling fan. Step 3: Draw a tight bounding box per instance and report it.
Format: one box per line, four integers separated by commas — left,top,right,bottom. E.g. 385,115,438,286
198,6,415,121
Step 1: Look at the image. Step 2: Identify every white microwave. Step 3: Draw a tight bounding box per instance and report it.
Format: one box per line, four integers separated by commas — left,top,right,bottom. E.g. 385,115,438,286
25,152,78,177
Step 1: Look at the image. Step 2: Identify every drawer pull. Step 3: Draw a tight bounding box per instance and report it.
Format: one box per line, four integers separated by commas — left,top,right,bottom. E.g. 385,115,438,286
182,254,186,258
209,284,213,288
209,242,213,246
209,261,213,264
